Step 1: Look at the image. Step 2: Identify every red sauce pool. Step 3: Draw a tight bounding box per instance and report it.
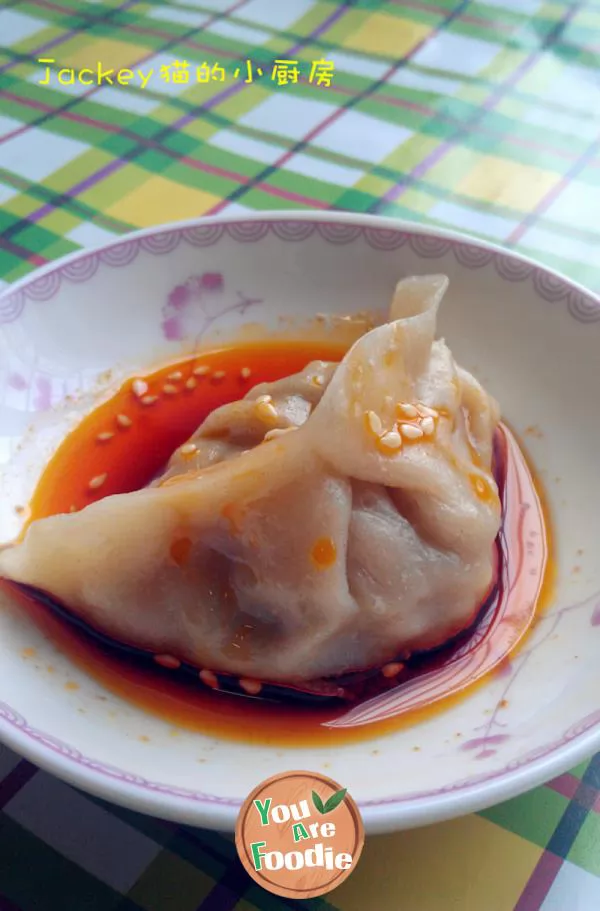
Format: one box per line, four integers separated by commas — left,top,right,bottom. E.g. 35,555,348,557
6,341,553,747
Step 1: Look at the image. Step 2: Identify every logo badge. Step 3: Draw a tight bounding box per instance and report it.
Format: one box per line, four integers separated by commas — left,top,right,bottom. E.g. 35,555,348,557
235,770,364,899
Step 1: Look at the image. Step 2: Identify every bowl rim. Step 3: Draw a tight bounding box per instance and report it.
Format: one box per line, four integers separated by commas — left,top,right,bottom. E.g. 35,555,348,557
1,208,598,310
2,705,600,834
1,208,599,834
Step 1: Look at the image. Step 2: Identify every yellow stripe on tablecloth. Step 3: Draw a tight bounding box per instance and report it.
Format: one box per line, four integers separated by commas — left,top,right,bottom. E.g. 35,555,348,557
54,37,148,71
342,13,430,58
330,814,541,911
107,176,221,228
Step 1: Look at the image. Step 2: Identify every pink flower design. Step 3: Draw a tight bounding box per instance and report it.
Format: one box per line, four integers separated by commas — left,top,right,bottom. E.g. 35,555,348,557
167,284,190,311
160,272,261,343
200,272,224,291
461,734,509,752
162,317,182,341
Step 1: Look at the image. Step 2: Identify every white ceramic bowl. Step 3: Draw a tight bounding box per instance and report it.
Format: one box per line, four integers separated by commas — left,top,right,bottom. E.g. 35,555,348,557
1,211,599,835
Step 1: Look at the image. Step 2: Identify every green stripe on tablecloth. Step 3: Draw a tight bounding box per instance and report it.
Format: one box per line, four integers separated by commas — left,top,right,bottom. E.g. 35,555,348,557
0,815,142,911
481,788,572,850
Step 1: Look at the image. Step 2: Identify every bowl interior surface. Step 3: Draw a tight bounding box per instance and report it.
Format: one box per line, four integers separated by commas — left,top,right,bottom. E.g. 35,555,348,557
0,212,599,833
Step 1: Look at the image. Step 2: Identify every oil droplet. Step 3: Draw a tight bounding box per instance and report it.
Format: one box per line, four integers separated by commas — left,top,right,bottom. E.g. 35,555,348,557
311,537,337,569
221,502,247,535
470,473,497,505
170,537,192,567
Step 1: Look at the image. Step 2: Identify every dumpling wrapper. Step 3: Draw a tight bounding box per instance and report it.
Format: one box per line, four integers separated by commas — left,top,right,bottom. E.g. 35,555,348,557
0,275,501,683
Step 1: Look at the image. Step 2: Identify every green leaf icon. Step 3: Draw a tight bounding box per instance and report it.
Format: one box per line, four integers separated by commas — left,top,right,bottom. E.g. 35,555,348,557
323,788,347,814
312,790,326,814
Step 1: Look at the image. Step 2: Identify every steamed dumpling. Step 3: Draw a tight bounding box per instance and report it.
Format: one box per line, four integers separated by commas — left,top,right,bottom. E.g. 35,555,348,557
0,275,501,683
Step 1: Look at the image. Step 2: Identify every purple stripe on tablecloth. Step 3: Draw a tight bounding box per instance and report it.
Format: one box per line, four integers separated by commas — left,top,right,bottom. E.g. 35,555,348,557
380,1,584,207
513,853,564,911
173,0,351,126
28,158,124,223
0,760,37,810
165,0,253,120
549,773,580,801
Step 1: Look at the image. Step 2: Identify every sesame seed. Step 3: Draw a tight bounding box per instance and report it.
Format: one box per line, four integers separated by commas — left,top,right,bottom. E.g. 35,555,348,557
168,371,183,381
473,476,488,497
312,375,325,387
185,377,197,390
256,401,278,421
240,367,252,380
96,431,114,442
132,379,148,398
211,370,226,382
69,504,78,513
366,410,382,436
400,423,424,440
382,662,404,678
417,404,439,419
239,678,262,696
397,402,419,419
199,669,218,688
193,365,210,376
264,426,297,441
88,473,108,490
116,414,132,428
379,430,402,450
179,443,197,455
141,394,158,406
420,416,435,436
255,394,272,405
154,654,181,670
162,383,178,395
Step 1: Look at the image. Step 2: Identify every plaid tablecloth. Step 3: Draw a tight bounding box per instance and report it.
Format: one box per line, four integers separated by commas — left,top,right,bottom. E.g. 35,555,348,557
1,1,600,908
